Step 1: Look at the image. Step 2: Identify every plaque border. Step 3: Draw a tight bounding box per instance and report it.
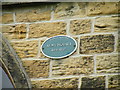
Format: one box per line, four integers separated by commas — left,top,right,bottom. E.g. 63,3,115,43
41,35,77,59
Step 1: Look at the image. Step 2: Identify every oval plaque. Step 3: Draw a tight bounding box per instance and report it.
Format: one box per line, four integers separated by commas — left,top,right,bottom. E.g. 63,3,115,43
41,35,77,59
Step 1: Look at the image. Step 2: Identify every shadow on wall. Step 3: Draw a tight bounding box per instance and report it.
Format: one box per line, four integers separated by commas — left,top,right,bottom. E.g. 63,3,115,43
0,33,31,89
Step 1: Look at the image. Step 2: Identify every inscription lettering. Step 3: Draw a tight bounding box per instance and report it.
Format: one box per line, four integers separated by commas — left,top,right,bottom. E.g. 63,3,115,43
51,48,65,52
46,42,72,48
41,36,77,58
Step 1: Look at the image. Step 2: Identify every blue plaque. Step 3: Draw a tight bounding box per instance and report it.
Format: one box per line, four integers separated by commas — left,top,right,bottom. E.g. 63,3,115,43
41,35,77,59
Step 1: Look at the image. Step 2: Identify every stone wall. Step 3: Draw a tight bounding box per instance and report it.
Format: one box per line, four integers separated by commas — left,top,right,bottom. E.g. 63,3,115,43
1,2,119,89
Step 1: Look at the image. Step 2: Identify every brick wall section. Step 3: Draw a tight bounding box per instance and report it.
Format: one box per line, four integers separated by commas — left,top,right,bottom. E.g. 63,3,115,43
1,2,119,89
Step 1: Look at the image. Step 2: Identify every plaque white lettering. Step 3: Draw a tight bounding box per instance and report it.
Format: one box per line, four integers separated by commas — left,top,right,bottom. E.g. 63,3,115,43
46,42,72,48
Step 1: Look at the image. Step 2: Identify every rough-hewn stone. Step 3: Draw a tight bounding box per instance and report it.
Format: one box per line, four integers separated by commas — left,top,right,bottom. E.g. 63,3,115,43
52,56,94,76
95,16,119,32
108,75,120,89
22,60,49,78
118,40,120,53
118,30,120,53
11,40,38,58
29,22,66,38
40,39,48,58
54,2,87,19
81,76,105,89
1,24,26,40
32,77,79,88
80,34,114,54
1,33,31,88
70,19,91,35
87,2,119,16
16,10,51,22
96,54,119,73
0,13,13,24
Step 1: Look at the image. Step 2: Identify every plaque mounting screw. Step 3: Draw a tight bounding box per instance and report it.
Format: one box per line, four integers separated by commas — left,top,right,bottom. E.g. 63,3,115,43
74,45,76,47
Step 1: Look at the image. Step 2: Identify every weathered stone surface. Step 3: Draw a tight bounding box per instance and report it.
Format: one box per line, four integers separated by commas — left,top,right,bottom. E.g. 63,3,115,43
81,76,105,89
1,24,26,40
108,75,120,89
16,10,51,22
40,39,48,58
29,22,66,38
32,77,79,88
118,40,120,53
118,30,120,53
95,16,120,32
0,13,13,24
54,2,87,19
80,34,114,54
52,56,94,76
71,37,79,56
70,19,91,35
22,60,49,78
96,54,119,73
11,40,38,58
0,16,1,23
1,34,31,88
87,2,119,16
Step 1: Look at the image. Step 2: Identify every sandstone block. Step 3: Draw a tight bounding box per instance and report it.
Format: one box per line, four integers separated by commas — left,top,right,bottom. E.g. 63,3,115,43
29,22,66,38
1,24,26,40
117,42,120,53
80,34,114,54
95,16,120,32
118,30,120,53
52,56,94,76
32,77,79,88
70,19,91,35
81,76,105,89
108,75,120,89
87,2,119,16
22,60,49,78
54,2,87,19
11,40,38,58
0,13,13,24
96,54,119,73
16,10,51,22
